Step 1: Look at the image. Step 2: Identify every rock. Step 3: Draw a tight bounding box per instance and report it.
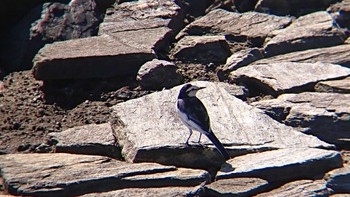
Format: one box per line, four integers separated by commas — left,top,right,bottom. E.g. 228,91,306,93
176,9,292,46
251,92,350,147
99,0,184,34
229,62,350,96
264,11,347,57
171,35,231,63
221,47,263,72
33,27,176,79
325,163,350,193
255,44,350,68
0,153,210,196
217,148,342,182
255,0,337,16
256,179,329,197
328,0,350,29
315,77,350,93
81,185,204,197
205,177,269,196
111,81,332,169
137,59,183,90
49,123,121,159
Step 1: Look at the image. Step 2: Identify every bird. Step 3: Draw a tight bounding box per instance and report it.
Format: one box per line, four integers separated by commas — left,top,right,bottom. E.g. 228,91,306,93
176,83,230,161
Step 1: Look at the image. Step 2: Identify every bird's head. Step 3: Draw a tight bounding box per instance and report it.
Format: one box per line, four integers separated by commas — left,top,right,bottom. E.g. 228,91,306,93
179,84,205,98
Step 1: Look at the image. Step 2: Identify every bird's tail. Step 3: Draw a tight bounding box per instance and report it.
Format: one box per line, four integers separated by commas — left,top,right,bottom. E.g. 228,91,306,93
206,130,230,161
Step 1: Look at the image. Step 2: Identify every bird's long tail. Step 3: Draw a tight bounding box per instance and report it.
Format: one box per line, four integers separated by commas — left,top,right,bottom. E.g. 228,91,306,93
206,130,230,161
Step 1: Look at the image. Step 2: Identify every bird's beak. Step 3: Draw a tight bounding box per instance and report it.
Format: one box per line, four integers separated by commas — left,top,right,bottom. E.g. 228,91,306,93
197,86,205,90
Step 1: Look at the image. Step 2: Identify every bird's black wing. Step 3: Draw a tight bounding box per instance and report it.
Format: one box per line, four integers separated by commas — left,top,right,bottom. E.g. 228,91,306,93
180,97,210,132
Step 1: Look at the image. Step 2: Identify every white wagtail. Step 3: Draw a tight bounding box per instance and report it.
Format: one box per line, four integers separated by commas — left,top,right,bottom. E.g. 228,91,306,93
176,83,230,160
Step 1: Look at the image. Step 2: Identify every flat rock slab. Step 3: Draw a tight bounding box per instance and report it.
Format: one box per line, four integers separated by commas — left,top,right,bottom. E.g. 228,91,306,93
33,27,173,80
176,9,291,44
217,148,342,182
229,62,350,95
315,77,350,93
251,92,350,147
264,11,347,57
0,153,209,196
49,123,121,159
256,179,329,197
255,44,350,68
111,81,332,168
205,177,269,196
325,163,350,193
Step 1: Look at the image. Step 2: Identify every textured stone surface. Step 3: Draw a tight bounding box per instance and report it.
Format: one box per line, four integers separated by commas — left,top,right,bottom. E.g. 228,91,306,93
176,9,291,45
251,92,350,147
217,148,342,182
171,35,231,63
255,44,350,68
315,77,350,93
264,11,347,57
229,62,350,95
137,59,183,90
256,179,329,197
49,123,121,158
325,164,350,193
221,48,263,72
0,153,210,196
111,81,332,169
205,177,269,196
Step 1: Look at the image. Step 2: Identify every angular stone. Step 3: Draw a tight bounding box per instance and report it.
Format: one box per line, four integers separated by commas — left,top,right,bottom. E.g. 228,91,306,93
229,62,350,95
49,123,121,159
325,164,350,193
255,44,350,68
328,0,350,29
256,179,329,197
315,77,350,93
99,0,184,34
171,35,231,63
81,186,204,197
32,27,175,79
264,11,347,57
111,81,332,169
0,153,209,196
137,59,183,90
176,9,291,45
217,148,342,182
251,92,350,147
205,177,269,196
221,48,263,72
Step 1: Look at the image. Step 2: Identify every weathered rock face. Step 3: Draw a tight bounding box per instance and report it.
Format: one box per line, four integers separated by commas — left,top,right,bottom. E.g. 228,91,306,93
328,0,350,29
229,62,350,96
111,81,332,169
217,148,342,182
264,11,347,57
325,164,350,193
251,92,350,147
315,77,350,93
221,47,263,72
0,153,210,196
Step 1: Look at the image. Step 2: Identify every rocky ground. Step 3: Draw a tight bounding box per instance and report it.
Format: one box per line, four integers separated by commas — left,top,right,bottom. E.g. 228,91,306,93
1,0,350,196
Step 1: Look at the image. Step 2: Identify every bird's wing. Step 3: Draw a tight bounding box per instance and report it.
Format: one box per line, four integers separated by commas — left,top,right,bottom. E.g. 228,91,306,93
181,97,211,132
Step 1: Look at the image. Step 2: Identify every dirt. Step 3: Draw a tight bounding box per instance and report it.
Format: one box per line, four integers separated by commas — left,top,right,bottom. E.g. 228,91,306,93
0,62,220,154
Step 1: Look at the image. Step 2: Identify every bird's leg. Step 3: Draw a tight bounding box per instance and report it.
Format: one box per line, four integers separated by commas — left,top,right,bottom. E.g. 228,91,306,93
186,128,193,144
197,133,202,143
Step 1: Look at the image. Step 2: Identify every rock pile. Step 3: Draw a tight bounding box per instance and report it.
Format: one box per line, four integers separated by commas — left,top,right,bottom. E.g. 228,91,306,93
0,0,350,196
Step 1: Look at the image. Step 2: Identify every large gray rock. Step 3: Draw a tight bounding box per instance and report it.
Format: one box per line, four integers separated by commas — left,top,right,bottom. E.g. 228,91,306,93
0,153,210,196
176,9,292,45
325,164,350,193
256,179,329,197
229,62,350,95
32,27,175,79
99,0,184,34
49,123,121,159
217,148,342,182
171,35,231,63
255,44,350,68
251,92,350,147
111,81,332,169
315,77,350,93
264,11,347,57
205,177,269,196
221,48,263,73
